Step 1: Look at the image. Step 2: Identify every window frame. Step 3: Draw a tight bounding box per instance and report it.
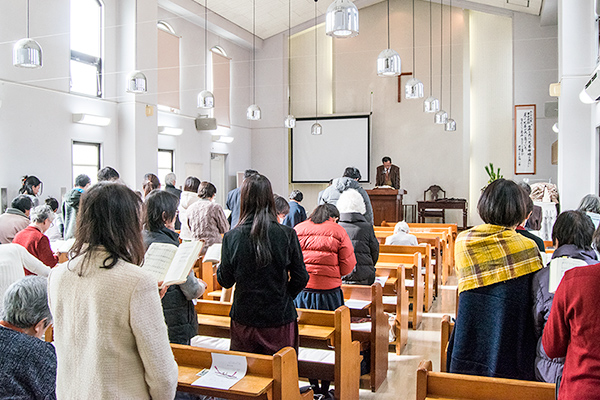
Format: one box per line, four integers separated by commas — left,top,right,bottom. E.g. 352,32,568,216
158,149,175,185
71,141,102,185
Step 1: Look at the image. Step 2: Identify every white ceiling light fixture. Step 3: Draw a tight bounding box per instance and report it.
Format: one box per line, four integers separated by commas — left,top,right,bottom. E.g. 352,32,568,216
72,113,111,127
13,0,42,68
445,0,456,132
198,0,215,109
284,0,296,129
434,0,448,124
158,126,183,136
311,0,322,135
247,0,261,120
126,0,147,93
405,0,423,99
325,0,359,38
377,0,401,77
423,0,439,113
212,135,234,143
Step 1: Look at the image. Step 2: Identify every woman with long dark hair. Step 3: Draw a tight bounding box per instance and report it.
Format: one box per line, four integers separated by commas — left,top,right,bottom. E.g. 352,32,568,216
217,174,308,355
19,176,42,207
47,182,178,399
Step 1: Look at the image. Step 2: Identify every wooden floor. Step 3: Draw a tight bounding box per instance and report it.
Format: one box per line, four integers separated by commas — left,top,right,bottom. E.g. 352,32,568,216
357,277,457,399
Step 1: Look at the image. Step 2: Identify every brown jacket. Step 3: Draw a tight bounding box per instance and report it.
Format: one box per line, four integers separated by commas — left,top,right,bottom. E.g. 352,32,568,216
375,164,400,189
0,209,30,244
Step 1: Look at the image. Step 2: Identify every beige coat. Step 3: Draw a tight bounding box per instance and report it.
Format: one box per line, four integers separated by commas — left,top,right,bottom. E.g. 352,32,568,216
0,209,29,244
48,251,178,400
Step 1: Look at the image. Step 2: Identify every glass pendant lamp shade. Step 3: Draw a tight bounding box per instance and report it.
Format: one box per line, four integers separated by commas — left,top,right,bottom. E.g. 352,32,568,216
405,77,424,99
247,104,261,120
445,118,456,131
198,90,215,108
377,49,401,77
311,122,322,135
284,115,296,128
126,70,147,93
423,96,439,113
325,0,359,38
13,38,42,68
434,109,448,124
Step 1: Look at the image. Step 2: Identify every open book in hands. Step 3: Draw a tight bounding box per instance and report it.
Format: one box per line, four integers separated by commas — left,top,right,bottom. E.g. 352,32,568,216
548,257,588,293
143,241,204,287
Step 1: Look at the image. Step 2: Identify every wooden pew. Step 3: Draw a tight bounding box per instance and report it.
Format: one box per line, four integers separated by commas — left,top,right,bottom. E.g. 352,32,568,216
341,284,388,392
193,301,362,400
440,315,454,372
379,244,435,310
416,360,555,400
375,266,409,354
376,252,423,330
172,344,313,400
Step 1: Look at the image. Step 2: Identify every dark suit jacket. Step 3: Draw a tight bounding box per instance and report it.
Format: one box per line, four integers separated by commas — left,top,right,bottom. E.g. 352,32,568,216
375,165,400,189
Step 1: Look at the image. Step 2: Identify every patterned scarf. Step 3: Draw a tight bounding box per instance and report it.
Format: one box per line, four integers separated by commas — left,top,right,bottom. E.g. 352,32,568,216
455,224,543,293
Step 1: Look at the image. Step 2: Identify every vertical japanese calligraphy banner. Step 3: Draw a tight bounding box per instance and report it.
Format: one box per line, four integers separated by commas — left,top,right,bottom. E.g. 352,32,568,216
514,104,536,175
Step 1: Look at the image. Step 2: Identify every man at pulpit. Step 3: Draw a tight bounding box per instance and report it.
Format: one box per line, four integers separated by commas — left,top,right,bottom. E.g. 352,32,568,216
375,156,400,189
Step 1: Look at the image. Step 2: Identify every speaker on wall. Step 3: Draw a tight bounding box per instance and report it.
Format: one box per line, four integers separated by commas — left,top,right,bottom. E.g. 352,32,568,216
195,116,217,131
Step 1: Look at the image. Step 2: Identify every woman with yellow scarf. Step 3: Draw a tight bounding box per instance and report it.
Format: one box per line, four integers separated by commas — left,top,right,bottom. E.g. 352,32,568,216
447,179,543,380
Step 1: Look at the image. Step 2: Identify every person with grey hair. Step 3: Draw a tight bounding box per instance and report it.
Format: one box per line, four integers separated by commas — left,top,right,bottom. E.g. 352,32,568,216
577,194,600,228
319,167,374,224
385,221,418,246
13,205,58,271
164,172,182,230
0,276,56,399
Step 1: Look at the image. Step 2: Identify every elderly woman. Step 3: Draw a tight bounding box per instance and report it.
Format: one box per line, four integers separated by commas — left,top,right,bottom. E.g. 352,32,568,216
0,276,56,399
48,182,178,399
179,176,201,241
143,189,206,345
447,179,543,380
385,221,418,246
577,194,600,228
13,205,58,272
336,189,379,285
187,181,229,248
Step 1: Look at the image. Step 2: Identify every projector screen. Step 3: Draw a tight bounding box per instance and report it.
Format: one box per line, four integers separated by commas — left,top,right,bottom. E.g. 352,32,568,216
291,115,370,183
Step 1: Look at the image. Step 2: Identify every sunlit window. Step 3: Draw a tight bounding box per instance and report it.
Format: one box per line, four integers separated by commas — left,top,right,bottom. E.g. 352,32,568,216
70,0,103,97
72,142,101,185
158,149,174,185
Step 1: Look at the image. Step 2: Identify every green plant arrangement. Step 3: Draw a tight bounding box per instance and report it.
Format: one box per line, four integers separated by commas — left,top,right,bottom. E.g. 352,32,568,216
484,163,503,184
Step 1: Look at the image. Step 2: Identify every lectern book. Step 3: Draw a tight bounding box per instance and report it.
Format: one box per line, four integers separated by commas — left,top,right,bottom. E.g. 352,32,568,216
143,241,204,287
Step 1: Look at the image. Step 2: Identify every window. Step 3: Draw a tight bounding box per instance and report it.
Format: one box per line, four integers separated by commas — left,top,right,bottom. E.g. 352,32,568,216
70,0,103,97
72,142,101,185
157,21,180,110
158,149,174,186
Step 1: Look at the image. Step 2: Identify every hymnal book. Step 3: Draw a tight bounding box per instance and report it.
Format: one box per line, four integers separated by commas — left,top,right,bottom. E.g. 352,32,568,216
143,241,203,287
50,238,76,254
548,257,588,293
203,243,222,264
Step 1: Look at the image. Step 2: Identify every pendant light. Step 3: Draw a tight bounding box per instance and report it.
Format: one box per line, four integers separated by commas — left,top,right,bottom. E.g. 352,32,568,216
405,0,423,99
284,0,296,128
434,0,448,124
13,0,42,68
325,0,359,38
198,0,215,108
126,0,147,93
423,0,438,112
377,0,401,77
247,0,261,120
445,0,456,132
311,0,322,135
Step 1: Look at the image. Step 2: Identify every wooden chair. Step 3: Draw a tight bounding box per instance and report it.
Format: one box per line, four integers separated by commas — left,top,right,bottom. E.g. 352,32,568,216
422,185,447,223
172,344,313,400
375,266,409,354
341,283,388,392
440,315,455,372
416,360,555,400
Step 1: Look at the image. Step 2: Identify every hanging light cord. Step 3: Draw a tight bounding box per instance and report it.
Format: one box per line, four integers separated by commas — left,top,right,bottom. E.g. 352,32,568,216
387,0,391,49
314,0,318,123
204,0,208,89
288,0,292,115
26,0,30,38
253,0,256,105
449,0,452,116
412,0,415,73
440,0,443,107
429,0,432,96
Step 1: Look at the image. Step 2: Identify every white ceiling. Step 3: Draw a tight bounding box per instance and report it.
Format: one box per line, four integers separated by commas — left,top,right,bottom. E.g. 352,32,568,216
192,0,546,40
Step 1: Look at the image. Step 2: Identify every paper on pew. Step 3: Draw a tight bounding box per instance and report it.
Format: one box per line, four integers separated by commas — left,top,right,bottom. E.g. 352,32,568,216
192,353,247,390
374,276,388,287
344,299,370,310
142,241,203,287
548,257,588,293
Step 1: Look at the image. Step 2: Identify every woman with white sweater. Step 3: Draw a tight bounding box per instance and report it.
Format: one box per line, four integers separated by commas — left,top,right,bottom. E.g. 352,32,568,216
48,182,178,399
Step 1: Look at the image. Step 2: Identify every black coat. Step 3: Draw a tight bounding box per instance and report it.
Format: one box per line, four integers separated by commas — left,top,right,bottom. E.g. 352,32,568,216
338,212,379,285
143,226,198,345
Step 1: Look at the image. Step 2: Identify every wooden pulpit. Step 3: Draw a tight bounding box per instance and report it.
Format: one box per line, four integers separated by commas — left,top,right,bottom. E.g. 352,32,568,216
367,188,406,225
